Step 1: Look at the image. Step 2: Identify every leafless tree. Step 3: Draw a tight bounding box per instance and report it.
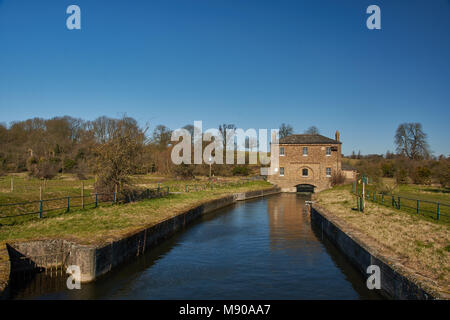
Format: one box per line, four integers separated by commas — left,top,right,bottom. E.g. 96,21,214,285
304,126,320,134
395,123,430,160
279,123,293,139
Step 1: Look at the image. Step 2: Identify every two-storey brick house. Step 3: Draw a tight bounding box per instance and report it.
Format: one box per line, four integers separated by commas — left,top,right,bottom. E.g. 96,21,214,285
268,131,342,192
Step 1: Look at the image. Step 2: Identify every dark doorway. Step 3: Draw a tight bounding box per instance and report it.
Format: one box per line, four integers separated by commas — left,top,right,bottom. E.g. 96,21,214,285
296,184,315,193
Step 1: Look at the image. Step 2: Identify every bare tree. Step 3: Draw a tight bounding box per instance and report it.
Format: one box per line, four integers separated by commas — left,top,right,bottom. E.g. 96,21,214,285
152,125,172,149
279,123,293,139
304,126,320,134
218,123,236,148
395,123,430,160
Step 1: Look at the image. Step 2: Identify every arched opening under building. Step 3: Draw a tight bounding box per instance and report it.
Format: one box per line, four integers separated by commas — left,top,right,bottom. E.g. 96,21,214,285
296,184,316,193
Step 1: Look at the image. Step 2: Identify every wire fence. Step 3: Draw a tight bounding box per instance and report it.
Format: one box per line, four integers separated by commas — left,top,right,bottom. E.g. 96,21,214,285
354,189,450,223
0,176,266,225
0,186,169,225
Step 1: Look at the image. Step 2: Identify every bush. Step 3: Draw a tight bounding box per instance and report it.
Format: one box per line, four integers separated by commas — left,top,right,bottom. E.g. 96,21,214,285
395,168,409,184
331,171,346,186
411,166,432,185
381,161,396,177
232,165,250,176
173,163,195,179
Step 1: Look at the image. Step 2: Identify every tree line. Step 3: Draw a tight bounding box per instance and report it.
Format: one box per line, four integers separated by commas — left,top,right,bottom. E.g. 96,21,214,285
346,123,449,188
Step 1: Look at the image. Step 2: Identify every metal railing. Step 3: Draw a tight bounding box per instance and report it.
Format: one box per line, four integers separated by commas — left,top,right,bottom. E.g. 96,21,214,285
0,186,169,224
355,189,449,222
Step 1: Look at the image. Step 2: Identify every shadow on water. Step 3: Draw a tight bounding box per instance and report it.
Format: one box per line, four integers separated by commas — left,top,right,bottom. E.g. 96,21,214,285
10,193,384,300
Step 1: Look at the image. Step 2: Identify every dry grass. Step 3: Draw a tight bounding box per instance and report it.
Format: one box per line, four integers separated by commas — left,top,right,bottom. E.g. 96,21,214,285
316,185,450,297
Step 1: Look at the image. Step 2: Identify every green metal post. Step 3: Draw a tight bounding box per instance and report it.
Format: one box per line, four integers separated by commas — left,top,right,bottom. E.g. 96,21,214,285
113,192,116,203
360,197,363,212
66,196,70,213
185,185,188,192
398,196,401,209
417,200,419,214
95,194,98,208
437,202,440,220
392,196,395,208
381,193,384,205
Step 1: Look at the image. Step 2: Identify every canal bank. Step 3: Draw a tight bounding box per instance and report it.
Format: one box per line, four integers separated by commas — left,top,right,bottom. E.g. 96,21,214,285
310,204,441,299
9,193,382,300
0,243,9,299
2,187,280,295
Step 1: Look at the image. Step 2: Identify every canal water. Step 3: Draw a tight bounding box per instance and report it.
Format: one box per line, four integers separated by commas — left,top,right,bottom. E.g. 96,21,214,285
10,194,382,299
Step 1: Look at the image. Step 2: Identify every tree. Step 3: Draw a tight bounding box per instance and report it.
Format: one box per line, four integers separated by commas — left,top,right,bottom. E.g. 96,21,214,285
279,123,293,139
218,123,236,148
152,125,172,149
94,117,146,197
395,123,430,160
304,126,320,134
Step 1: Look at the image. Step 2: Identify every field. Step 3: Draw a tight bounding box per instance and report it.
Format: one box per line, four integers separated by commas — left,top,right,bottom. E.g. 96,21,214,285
316,184,450,297
355,178,450,224
0,174,272,244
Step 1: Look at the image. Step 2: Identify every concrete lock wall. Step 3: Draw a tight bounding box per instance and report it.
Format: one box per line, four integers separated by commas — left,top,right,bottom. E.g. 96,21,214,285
310,205,437,300
3,187,280,286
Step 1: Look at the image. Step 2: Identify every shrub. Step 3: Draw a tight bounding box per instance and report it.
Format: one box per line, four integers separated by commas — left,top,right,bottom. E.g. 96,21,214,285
232,165,250,176
411,166,432,185
173,163,195,179
395,168,409,184
331,171,346,186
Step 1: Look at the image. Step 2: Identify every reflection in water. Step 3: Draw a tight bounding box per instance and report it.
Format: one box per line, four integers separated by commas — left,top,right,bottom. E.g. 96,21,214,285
10,194,382,300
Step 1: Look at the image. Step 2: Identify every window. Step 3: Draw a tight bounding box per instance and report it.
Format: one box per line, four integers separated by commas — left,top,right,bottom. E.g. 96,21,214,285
326,147,331,156
280,147,285,156
280,167,284,176
302,168,308,177
326,167,331,177
303,147,308,156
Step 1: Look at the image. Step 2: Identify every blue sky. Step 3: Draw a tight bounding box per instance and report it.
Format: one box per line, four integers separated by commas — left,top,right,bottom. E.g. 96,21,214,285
0,0,449,156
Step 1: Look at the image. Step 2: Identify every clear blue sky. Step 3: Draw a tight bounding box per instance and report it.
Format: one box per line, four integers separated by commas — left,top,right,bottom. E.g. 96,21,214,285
1,0,449,156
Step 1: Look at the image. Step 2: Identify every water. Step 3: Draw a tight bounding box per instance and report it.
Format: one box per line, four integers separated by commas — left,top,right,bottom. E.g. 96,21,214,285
10,194,382,299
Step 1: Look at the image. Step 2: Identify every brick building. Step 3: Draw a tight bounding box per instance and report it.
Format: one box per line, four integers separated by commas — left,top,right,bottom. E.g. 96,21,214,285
268,131,342,192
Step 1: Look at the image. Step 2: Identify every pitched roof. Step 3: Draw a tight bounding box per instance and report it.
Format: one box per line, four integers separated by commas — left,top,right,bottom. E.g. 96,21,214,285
279,134,341,145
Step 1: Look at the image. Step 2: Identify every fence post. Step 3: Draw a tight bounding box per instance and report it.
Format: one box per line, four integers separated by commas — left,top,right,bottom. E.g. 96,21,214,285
81,182,84,209
185,185,188,192
437,202,440,220
392,196,395,208
95,194,98,208
381,193,384,205
10,176,14,192
417,200,419,214
114,184,118,203
66,196,70,213
398,196,401,209
39,200,43,219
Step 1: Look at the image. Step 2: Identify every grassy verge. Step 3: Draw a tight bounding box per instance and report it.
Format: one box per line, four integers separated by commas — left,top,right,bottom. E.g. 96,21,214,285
316,185,450,296
0,180,273,245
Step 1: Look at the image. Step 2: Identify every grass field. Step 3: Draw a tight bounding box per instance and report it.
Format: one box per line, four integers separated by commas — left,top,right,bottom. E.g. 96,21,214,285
355,178,450,224
0,176,272,244
316,184,450,296
0,174,262,224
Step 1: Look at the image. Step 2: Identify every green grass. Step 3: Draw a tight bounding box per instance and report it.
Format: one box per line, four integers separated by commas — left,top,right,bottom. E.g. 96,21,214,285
355,179,450,224
0,179,272,245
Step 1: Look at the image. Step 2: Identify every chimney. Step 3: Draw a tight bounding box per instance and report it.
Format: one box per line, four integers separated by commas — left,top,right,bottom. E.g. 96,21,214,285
335,130,340,142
